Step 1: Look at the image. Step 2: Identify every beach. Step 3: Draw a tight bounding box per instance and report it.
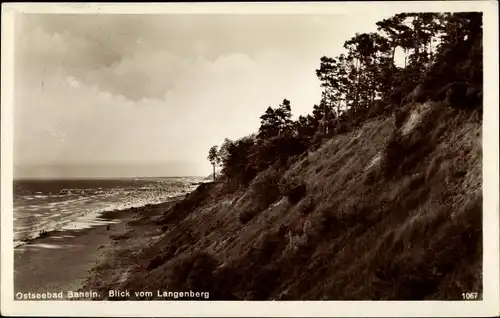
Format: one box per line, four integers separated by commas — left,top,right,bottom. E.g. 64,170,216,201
14,199,180,300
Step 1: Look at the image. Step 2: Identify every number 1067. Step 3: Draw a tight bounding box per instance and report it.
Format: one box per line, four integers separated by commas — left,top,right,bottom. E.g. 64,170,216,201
462,292,479,300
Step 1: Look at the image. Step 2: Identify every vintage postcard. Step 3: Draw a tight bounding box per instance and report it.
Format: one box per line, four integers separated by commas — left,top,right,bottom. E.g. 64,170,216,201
1,1,499,317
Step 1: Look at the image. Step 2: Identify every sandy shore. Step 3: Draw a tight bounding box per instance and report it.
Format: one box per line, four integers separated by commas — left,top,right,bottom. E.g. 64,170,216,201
14,198,181,300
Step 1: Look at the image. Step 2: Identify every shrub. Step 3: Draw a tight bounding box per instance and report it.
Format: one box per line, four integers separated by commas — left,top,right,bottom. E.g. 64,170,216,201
147,253,169,270
402,84,429,105
334,121,350,135
247,265,281,299
255,135,310,168
220,135,258,185
394,110,407,129
285,183,307,204
253,230,287,263
393,103,413,129
278,176,308,206
252,169,282,205
432,81,480,111
431,83,452,102
296,197,316,215
285,155,300,169
237,168,283,224
317,209,336,235
174,244,190,257
382,132,406,178
168,251,219,293
465,86,480,102
387,84,414,106
367,100,387,118
239,206,259,224
220,133,311,187
383,121,436,180
445,82,468,107
363,167,381,185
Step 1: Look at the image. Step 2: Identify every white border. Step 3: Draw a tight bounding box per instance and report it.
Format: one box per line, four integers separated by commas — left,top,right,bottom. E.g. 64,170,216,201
1,2,499,317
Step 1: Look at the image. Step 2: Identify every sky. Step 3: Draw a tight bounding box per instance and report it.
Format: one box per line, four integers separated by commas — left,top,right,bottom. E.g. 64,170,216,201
13,13,396,178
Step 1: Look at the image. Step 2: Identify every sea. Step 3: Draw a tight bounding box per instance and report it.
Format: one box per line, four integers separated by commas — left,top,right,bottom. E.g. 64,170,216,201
13,177,204,248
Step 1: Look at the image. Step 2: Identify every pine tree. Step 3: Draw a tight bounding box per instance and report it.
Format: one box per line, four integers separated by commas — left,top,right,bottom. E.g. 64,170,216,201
207,145,220,181
258,106,280,139
274,99,294,136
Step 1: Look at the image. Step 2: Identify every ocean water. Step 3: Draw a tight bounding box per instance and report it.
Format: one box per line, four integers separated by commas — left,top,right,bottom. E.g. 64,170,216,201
13,177,204,247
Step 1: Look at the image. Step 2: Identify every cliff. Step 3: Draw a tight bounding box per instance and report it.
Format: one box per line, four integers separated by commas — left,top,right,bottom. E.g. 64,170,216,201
91,100,481,300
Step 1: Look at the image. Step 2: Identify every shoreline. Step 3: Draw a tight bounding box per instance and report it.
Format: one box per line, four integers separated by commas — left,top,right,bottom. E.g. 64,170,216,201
13,196,184,300
14,194,186,249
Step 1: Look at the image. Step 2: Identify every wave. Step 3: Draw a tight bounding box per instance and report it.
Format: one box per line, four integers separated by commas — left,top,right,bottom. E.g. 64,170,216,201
13,177,203,248
14,193,192,249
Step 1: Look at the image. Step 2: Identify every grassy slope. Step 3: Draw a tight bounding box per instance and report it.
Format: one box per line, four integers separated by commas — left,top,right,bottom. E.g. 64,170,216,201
109,101,482,300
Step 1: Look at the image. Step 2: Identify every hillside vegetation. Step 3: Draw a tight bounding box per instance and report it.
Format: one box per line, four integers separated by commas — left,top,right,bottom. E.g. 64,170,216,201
91,12,483,300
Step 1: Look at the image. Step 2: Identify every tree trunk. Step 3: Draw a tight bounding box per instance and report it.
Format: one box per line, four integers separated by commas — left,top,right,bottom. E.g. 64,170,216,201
370,85,375,108
428,38,433,71
428,39,432,60
323,100,328,135
213,164,216,181
354,58,361,116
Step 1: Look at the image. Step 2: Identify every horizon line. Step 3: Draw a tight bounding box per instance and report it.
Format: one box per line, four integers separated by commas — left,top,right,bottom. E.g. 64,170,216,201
13,175,207,181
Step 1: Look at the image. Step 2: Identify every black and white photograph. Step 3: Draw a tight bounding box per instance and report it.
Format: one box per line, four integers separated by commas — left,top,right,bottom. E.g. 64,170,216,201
1,2,498,317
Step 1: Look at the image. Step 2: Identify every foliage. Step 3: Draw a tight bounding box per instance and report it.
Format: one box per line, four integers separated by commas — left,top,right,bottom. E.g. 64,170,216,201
208,12,482,187
258,99,295,139
207,145,220,180
285,183,307,205
237,168,283,224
